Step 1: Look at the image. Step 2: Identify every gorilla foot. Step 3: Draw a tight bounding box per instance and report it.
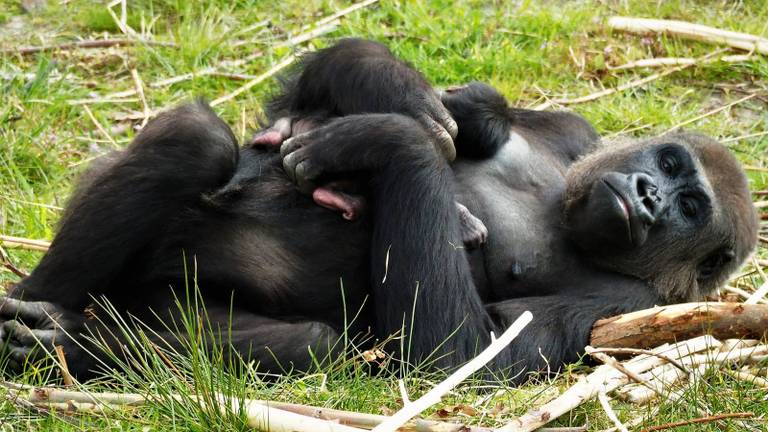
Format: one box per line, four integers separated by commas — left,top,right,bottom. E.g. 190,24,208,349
457,202,488,249
313,183,367,221
0,297,84,373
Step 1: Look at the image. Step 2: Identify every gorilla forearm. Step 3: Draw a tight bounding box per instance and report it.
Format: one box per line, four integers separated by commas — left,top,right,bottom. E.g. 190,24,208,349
486,286,661,379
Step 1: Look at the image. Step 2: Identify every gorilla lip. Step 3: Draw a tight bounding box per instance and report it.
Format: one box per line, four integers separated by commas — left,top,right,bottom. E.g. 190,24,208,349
602,179,633,243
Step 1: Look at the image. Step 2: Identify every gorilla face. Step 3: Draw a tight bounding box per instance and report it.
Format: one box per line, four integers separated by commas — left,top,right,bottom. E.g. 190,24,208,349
564,133,758,301
567,142,710,251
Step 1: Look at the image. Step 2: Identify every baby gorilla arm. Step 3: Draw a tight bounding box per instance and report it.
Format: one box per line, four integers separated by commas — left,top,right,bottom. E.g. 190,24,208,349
251,117,488,247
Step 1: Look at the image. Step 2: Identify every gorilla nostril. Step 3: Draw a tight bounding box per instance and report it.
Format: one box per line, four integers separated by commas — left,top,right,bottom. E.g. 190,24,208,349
632,173,660,221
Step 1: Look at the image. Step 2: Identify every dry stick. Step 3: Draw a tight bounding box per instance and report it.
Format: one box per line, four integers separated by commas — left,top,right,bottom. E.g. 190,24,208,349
609,54,750,71
608,16,768,55
667,93,757,132
754,200,768,208
0,235,51,252
371,311,533,432
615,364,708,405
745,281,768,305
214,395,368,432
722,130,768,144
495,336,719,432
275,21,341,48
722,369,768,388
82,105,119,148
0,245,28,278
129,69,151,128
639,412,754,432
587,349,691,408
532,49,726,110
597,391,628,432
303,0,380,30
609,57,696,70
590,302,768,348
26,386,485,432
2,39,176,55
210,55,297,107
53,346,74,386
587,347,688,373
68,51,265,105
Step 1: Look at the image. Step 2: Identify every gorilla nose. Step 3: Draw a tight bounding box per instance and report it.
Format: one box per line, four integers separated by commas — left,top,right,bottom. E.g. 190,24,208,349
631,173,661,224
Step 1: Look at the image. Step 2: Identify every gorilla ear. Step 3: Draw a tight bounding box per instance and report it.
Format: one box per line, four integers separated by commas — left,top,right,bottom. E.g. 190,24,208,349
697,248,735,281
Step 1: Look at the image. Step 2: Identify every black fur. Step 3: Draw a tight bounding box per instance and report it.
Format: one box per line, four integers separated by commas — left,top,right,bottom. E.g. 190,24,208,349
0,39,756,381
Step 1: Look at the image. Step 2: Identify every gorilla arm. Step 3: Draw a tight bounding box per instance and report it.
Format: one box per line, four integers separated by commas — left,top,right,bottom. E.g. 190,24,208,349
486,282,661,378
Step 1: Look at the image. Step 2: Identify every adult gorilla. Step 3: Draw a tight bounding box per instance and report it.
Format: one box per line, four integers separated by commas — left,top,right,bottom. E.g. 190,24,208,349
0,39,758,380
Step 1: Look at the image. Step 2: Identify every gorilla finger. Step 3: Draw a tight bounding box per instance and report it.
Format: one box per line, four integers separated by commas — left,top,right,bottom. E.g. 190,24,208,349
280,136,306,158
282,150,309,185
428,99,458,140
418,115,456,162
295,162,319,194
0,297,40,322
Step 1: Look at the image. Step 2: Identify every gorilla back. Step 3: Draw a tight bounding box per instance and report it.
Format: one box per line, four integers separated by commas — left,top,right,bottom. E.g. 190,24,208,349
1,40,758,382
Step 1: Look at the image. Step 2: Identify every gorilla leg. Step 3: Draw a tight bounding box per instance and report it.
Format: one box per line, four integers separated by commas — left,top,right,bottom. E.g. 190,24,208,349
0,298,340,378
8,101,239,312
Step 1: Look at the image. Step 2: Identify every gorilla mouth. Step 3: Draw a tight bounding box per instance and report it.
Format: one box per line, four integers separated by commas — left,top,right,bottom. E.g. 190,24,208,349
602,179,633,243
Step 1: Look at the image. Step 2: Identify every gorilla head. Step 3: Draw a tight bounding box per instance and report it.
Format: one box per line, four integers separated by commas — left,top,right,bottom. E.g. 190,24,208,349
564,132,758,302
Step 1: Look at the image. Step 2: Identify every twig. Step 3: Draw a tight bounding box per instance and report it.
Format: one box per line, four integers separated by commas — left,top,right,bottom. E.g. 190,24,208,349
83,105,119,148
722,369,768,388
54,346,74,386
372,311,533,432
745,281,768,305
609,57,696,70
70,51,265,104
639,412,753,432
587,348,687,405
0,235,51,252
496,336,718,432
722,285,767,303
275,21,340,48
608,16,768,55
597,391,628,432
305,0,379,30
667,93,757,132
586,347,688,373
2,38,176,55
210,55,297,107
130,69,151,128
721,130,768,143
0,245,28,278
533,49,727,110
615,364,708,405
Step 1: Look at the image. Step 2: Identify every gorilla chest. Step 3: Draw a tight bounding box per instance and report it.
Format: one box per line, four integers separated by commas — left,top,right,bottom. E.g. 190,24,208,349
454,133,574,297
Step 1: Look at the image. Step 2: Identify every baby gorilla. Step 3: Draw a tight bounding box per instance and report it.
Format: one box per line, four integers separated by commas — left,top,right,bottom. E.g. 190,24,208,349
248,113,489,248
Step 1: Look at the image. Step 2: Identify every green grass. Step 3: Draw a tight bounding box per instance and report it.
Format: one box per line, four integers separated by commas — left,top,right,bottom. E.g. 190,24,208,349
1,0,767,430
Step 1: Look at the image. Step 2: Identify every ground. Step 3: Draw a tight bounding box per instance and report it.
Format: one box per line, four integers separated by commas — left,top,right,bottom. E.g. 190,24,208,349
0,0,767,430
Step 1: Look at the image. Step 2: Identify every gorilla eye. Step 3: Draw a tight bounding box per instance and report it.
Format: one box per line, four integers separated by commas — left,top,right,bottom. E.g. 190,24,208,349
679,195,698,218
698,249,735,280
658,151,679,175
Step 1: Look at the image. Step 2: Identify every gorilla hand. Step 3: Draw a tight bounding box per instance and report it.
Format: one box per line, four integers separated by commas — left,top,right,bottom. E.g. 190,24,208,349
403,90,458,161
0,297,84,373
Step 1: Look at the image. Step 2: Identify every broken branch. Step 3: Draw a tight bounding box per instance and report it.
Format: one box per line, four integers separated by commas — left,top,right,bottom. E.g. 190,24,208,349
608,17,768,55
590,302,768,348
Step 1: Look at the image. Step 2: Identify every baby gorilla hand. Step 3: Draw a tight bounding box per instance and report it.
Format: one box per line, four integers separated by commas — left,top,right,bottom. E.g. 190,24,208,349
280,114,422,193
0,297,83,373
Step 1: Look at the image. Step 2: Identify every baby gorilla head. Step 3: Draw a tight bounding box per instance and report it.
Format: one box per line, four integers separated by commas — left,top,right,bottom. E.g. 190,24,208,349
563,132,758,302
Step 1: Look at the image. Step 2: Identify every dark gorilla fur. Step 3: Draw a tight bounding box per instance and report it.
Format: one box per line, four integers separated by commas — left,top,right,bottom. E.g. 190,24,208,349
0,39,758,381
